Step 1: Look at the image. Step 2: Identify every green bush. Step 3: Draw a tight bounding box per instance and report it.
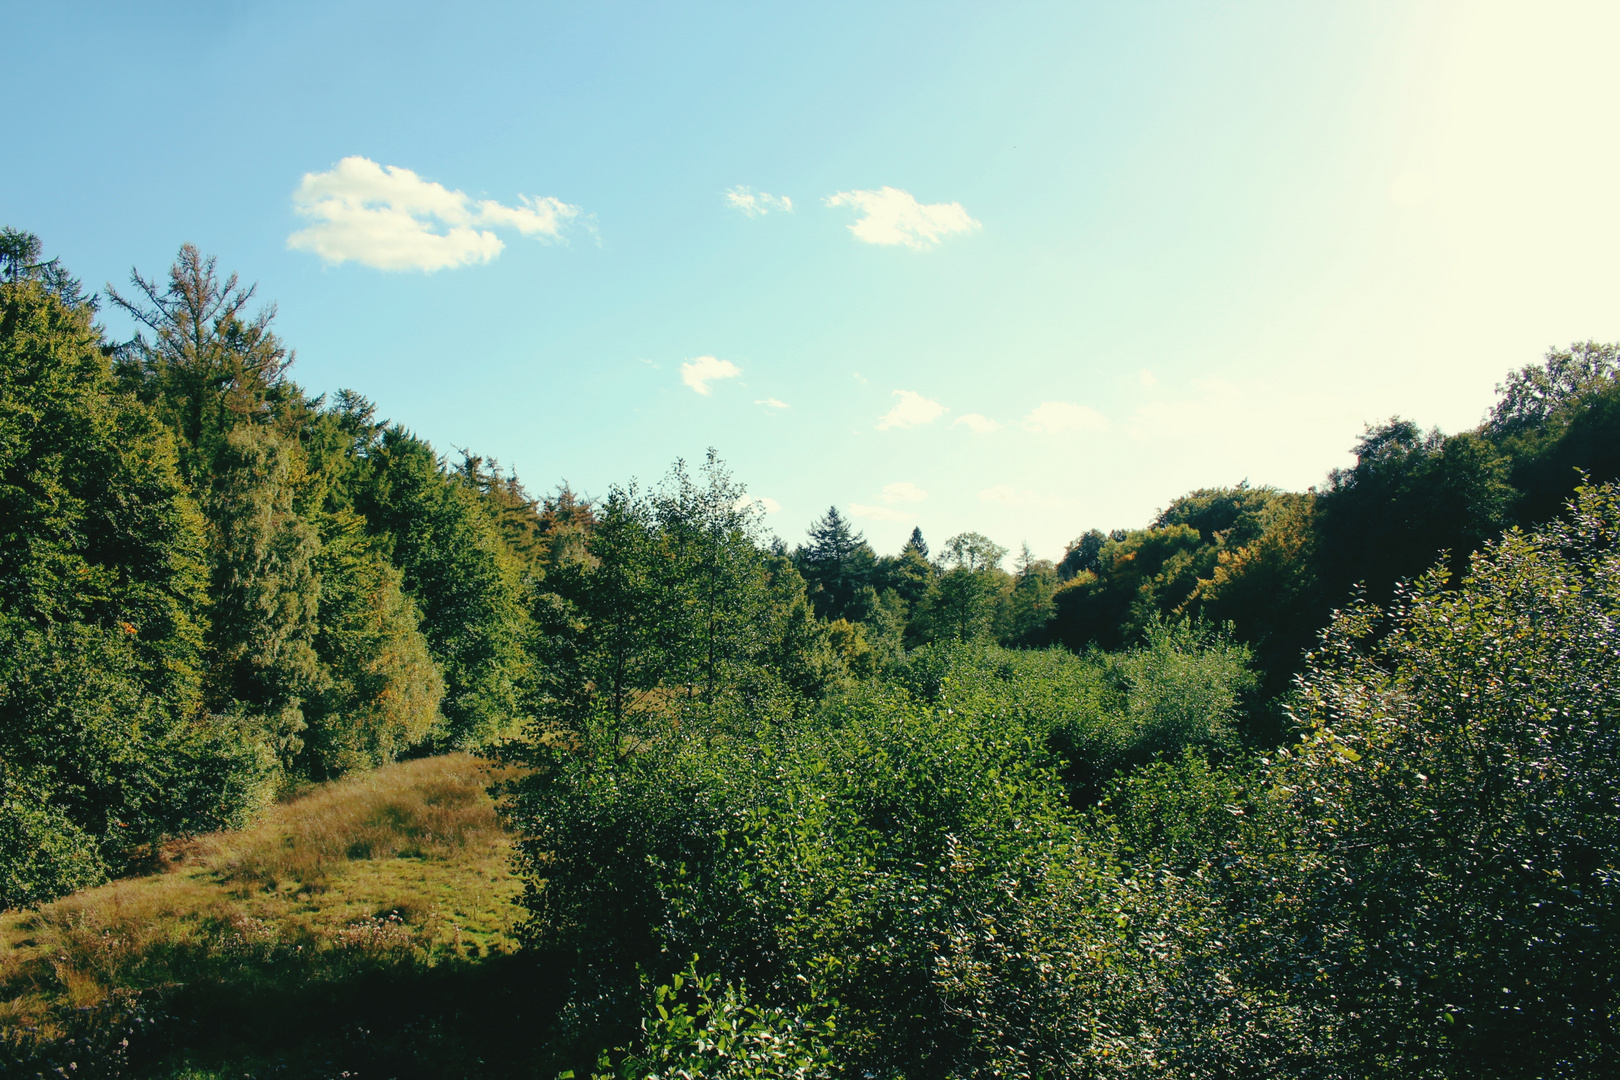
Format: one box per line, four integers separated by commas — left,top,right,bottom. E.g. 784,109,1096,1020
512,635,1261,1077
586,958,837,1080
1086,482,1620,1077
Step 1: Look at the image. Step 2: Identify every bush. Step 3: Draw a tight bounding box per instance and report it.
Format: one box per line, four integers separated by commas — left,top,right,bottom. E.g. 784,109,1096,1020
587,959,837,1080
1088,482,1620,1077
511,645,1146,1076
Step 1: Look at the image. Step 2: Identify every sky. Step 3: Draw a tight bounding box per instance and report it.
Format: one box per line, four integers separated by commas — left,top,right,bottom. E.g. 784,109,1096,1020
7,1,1620,561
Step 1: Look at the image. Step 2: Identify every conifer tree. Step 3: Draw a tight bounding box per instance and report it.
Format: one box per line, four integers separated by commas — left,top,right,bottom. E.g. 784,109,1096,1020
108,245,299,481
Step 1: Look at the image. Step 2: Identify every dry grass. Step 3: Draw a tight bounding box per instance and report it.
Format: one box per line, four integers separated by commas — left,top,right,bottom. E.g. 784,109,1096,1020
0,754,524,1037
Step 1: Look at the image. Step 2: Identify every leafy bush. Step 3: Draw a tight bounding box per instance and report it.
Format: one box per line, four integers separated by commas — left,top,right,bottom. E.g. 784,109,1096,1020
511,633,1261,1076
586,959,837,1080
1086,482,1620,1077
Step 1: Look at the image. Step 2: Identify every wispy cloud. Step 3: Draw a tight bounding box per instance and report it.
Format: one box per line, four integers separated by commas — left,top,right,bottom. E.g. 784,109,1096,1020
954,413,999,434
877,390,948,430
1139,369,1159,389
824,187,980,249
1024,401,1109,434
755,397,789,410
881,481,927,504
287,156,582,271
980,485,1072,509
681,355,742,395
725,186,793,217
734,494,783,514
849,503,911,521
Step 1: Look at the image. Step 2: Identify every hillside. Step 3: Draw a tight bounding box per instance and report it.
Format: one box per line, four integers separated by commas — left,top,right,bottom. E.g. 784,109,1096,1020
0,754,554,1078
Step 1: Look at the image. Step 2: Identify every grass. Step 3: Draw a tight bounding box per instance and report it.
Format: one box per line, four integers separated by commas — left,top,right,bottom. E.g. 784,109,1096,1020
0,754,563,1078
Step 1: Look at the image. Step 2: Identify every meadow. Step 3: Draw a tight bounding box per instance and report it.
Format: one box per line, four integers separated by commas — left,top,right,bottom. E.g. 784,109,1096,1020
0,754,556,1078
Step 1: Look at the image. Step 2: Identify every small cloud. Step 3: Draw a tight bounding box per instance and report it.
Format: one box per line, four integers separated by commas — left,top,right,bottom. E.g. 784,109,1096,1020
1024,401,1109,434
1139,369,1159,389
881,481,927,504
734,494,783,514
725,186,794,216
287,156,582,271
849,502,910,521
824,187,981,250
980,485,1071,509
755,397,789,410
877,390,948,430
681,355,742,395
852,372,869,385
954,413,999,434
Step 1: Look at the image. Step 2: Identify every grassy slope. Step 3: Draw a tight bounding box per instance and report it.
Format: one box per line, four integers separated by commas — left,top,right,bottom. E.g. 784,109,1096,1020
1,754,563,1078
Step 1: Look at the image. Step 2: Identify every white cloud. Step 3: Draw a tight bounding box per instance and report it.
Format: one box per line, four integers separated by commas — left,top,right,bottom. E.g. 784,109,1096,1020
881,481,927,504
1024,401,1109,434
849,502,910,521
725,186,793,216
287,156,582,271
877,390,948,429
755,397,789,410
824,186,981,250
954,413,999,433
1139,369,1159,389
681,355,742,395
979,485,1072,509
734,494,782,514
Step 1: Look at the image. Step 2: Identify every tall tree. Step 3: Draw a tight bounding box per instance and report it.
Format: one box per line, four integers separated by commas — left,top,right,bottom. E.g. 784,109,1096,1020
922,532,1010,644
108,244,299,480
0,241,273,905
1000,543,1058,645
795,506,877,622
206,424,326,765
356,427,531,748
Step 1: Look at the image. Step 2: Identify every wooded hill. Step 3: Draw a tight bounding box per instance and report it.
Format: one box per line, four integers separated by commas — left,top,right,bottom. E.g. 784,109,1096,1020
3,230,1618,1077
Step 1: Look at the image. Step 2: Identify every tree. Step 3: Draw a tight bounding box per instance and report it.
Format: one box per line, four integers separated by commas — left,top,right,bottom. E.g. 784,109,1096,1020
302,510,443,776
1057,528,1107,580
1315,419,1516,606
108,244,299,479
922,532,1010,644
905,526,929,559
875,530,936,640
0,248,273,906
530,452,840,737
794,506,877,622
1487,343,1620,524
356,427,531,749
1101,483,1620,1076
999,544,1058,645
1487,340,1619,440
0,225,93,307
205,424,327,765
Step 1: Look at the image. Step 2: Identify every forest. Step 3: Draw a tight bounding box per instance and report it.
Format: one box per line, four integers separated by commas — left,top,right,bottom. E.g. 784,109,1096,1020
2,229,1618,1078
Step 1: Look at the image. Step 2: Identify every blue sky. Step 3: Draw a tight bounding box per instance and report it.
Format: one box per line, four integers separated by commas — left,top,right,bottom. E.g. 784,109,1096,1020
8,1,1620,560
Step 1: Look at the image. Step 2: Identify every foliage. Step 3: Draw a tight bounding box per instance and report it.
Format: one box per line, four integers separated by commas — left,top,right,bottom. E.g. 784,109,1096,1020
793,506,878,624
0,268,273,907
512,632,1261,1077
355,426,531,749
588,959,837,1080
1085,482,1620,1077
303,511,444,776
204,423,327,764
914,531,1010,644
108,244,298,481
527,452,843,738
